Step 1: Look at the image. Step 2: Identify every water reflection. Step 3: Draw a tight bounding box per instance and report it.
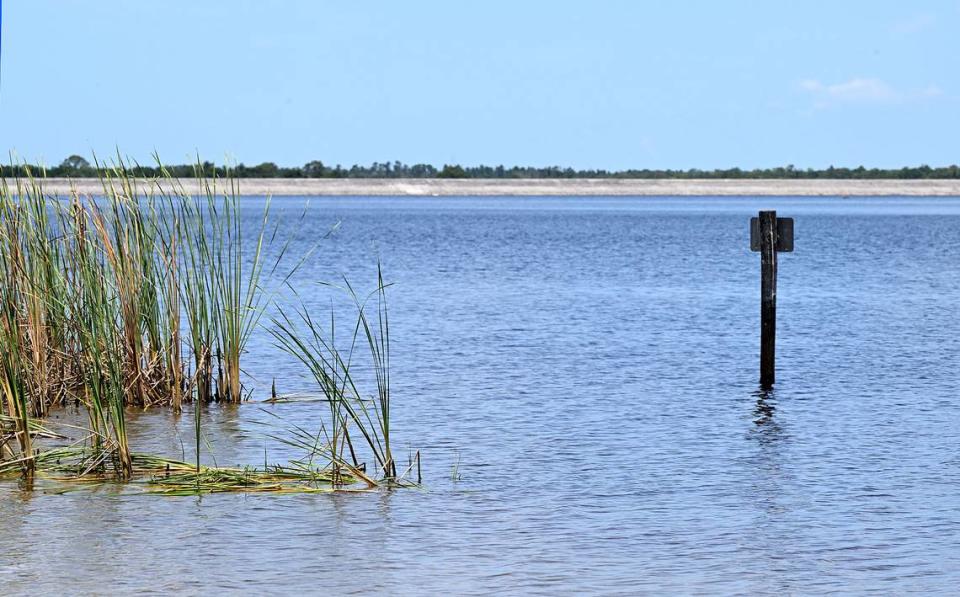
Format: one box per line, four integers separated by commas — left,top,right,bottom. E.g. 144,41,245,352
744,386,797,590
752,387,782,439
748,388,789,502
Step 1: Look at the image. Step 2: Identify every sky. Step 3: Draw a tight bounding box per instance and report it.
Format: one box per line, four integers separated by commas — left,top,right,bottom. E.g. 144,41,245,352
0,0,957,170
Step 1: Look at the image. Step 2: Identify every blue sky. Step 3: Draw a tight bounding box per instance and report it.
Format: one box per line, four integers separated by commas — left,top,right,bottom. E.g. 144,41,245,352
0,1,957,170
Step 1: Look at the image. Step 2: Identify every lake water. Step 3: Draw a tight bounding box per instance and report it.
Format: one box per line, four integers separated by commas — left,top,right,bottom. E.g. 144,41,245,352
3,196,960,594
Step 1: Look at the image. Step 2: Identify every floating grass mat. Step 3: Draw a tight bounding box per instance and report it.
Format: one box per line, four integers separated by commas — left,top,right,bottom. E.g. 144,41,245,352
147,466,365,496
0,447,190,480
0,414,67,440
0,446,380,495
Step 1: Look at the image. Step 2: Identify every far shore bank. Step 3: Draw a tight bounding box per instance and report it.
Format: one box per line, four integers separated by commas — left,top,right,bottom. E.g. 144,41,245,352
6,178,960,197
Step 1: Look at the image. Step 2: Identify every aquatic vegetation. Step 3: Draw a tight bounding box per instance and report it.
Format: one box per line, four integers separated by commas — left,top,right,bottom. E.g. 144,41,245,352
0,302,34,477
0,162,410,492
0,442,376,494
0,161,275,411
271,264,397,481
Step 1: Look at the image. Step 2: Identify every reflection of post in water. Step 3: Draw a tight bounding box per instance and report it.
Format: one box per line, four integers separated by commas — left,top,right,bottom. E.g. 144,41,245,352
737,387,797,576
752,387,781,438
749,386,787,525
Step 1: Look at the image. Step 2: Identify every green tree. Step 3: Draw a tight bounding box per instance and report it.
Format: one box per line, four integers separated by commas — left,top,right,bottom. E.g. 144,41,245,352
60,155,91,170
438,164,468,178
251,162,279,177
304,160,327,178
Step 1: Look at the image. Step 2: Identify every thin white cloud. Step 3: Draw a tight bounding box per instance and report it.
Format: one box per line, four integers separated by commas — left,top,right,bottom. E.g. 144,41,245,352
891,13,936,35
804,78,897,102
918,84,944,98
799,78,943,109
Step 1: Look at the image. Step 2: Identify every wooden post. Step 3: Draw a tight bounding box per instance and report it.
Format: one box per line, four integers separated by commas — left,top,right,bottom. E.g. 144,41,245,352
758,210,777,387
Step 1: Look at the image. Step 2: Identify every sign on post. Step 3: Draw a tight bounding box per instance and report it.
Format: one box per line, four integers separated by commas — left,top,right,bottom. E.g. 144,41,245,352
750,217,794,252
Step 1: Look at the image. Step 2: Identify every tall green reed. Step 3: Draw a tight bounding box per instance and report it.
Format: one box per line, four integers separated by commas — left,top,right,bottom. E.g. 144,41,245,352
0,290,34,477
271,264,396,481
0,158,284,478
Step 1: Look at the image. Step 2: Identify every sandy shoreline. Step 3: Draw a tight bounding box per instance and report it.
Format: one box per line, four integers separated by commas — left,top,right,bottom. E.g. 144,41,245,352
6,178,960,196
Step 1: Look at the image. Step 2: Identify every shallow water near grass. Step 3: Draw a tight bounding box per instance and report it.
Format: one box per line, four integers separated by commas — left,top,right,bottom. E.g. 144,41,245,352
3,195,960,594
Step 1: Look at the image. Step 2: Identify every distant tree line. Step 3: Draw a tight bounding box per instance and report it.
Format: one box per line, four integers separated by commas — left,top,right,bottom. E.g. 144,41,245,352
2,155,959,179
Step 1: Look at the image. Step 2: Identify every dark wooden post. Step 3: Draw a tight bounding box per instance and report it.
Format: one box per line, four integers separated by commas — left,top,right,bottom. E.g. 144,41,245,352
758,210,778,387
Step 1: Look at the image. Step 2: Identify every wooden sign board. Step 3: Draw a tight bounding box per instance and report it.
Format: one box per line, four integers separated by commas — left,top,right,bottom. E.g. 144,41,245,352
750,217,794,252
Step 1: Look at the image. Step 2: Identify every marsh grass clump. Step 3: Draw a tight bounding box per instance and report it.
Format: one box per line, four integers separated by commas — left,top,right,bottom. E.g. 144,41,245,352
0,161,412,492
271,264,397,482
0,161,277,480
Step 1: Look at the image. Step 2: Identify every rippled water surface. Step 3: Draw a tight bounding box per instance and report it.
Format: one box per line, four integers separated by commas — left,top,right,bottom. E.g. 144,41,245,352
3,196,960,594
